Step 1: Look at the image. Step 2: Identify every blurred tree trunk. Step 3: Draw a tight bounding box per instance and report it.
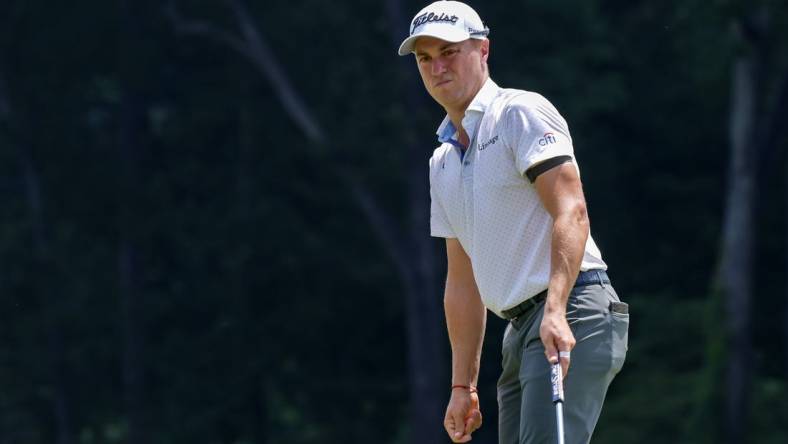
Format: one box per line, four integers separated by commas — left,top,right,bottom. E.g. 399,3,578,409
733,5,788,419
237,81,270,442
22,157,72,444
381,1,445,442
165,2,446,442
117,93,148,444
117,2,149,441
759,61,788,392
721,56,755,444
719,10,765,444
1,70,73,444
761,65,788,391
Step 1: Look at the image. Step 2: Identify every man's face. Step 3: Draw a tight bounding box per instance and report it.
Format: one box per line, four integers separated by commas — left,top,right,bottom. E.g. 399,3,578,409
414,37,489,111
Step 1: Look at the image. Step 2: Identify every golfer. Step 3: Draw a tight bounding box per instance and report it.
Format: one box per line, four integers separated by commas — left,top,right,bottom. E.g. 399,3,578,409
397,2,629,443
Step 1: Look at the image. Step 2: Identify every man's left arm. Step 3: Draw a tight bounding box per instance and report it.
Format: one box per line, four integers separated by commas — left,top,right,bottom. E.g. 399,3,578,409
533,161,590,378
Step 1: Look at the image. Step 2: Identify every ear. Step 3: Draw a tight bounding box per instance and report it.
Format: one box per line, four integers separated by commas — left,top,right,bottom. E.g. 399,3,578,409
480,39,490,65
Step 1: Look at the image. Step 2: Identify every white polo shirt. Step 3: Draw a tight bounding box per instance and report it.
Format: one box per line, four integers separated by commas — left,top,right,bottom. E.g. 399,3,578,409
429,78,607,317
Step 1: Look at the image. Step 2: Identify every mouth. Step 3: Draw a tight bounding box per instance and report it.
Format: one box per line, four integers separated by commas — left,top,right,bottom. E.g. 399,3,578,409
434,79,452,87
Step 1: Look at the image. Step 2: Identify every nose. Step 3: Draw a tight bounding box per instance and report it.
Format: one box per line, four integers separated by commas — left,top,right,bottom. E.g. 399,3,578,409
430,58,446,76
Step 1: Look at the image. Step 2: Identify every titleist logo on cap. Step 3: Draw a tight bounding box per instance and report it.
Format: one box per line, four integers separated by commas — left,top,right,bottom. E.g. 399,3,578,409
411,11,459,34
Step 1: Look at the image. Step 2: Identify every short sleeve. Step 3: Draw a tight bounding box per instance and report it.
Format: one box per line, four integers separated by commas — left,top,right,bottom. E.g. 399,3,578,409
428,156,456,238
503,94,575,178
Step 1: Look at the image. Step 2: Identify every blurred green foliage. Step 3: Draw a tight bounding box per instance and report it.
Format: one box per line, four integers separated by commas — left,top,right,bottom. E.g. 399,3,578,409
0,0,786,443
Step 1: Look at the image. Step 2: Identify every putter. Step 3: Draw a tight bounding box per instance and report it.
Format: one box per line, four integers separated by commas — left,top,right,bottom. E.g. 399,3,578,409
550,363,566,444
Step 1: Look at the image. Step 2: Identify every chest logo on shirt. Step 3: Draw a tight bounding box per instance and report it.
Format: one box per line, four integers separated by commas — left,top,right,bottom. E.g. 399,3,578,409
478,135,499,151
538,132,558,146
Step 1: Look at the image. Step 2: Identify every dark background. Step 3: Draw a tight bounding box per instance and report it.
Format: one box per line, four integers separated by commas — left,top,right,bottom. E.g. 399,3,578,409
0,0,786,443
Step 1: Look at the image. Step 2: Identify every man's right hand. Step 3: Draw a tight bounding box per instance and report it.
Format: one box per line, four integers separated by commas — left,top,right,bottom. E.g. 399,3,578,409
443,389,482,443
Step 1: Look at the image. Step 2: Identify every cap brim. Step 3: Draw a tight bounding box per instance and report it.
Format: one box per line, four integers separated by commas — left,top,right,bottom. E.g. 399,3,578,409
397,27,470,56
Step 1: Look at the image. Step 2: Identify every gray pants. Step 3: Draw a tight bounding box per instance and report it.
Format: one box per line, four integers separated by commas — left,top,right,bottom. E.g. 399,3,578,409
497,283,629,444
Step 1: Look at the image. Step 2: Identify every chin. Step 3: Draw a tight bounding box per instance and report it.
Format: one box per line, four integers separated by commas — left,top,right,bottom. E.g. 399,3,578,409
441,92,464,106
429,90,447,103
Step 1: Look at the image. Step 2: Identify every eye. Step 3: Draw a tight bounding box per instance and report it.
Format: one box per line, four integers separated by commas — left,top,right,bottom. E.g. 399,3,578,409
443,48,459,57
418,56,431,64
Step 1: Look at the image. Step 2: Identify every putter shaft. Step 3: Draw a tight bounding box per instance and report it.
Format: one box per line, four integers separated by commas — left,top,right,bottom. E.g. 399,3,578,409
551,363,566,444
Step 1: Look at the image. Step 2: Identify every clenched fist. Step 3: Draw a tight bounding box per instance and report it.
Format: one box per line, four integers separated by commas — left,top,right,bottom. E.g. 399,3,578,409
444,389,483,442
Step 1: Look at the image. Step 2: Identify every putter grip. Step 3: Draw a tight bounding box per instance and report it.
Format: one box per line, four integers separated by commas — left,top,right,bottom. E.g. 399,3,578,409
550,363,564,403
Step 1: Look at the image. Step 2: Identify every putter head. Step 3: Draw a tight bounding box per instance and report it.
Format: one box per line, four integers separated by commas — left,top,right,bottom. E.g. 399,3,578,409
550,363,564,403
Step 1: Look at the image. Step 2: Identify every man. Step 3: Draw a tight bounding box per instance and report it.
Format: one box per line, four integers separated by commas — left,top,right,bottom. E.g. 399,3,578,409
396,2,629,443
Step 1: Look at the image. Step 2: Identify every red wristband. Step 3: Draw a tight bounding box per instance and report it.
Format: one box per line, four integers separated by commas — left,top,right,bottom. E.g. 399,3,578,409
451,384,478,393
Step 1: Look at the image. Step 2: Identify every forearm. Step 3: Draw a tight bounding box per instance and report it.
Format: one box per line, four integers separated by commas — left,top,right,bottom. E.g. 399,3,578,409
545,210,589,315
444,280,486,386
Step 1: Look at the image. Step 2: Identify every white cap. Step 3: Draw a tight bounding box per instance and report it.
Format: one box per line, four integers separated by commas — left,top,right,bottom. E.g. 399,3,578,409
397,1,489,56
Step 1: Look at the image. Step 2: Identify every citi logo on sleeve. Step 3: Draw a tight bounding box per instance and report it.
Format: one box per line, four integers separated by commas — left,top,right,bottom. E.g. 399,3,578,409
478,135,499,151
538,132,557,146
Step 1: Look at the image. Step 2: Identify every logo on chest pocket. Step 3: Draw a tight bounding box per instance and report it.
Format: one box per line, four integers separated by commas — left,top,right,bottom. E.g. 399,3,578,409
478,135,499,151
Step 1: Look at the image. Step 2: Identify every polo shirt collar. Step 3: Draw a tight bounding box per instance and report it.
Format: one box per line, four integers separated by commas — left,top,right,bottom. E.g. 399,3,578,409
467,77,500,113
435,78,500,146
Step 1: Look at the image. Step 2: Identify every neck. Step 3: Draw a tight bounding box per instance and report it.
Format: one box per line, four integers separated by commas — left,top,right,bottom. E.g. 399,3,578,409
444,74,488,133
447,110,465,133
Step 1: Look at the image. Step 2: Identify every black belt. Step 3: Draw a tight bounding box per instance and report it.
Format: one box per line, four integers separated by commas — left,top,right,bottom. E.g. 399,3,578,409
501,269,610,320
